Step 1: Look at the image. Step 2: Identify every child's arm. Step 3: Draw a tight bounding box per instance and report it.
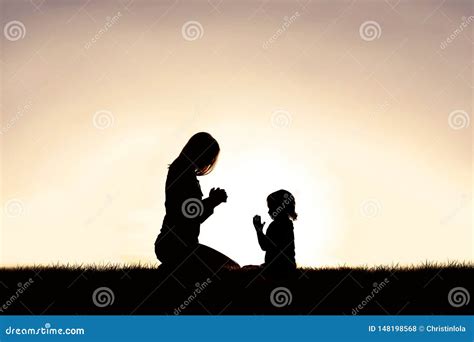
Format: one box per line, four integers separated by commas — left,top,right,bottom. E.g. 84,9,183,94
253,215,271,251
257,230,270,251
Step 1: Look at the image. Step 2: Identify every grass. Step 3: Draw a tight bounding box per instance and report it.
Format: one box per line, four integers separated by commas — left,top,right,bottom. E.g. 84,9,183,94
0,262,472,315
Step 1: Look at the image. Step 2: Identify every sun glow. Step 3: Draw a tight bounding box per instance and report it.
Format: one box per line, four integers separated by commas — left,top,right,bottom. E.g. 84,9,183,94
198,145,338,267
1,0,471,268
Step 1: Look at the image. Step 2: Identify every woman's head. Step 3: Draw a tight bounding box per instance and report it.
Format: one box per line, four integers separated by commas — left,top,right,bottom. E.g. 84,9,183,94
267,189,298,221
179,132,220,176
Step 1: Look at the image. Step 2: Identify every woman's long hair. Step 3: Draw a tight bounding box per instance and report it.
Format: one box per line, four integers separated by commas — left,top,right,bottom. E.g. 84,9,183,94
177,132,220,176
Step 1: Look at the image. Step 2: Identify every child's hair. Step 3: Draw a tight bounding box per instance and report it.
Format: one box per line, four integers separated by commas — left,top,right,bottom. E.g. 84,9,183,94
267,189,298,220
176,132,220,176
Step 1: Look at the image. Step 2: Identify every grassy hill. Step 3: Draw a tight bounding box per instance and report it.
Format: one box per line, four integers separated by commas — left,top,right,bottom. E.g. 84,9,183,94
0,263,472,315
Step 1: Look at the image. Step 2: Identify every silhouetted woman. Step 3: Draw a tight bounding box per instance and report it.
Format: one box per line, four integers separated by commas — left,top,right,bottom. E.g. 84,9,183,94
155,132,239,273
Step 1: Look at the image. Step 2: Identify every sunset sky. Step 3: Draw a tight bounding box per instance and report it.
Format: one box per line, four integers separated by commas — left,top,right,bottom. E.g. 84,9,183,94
1,0,472,267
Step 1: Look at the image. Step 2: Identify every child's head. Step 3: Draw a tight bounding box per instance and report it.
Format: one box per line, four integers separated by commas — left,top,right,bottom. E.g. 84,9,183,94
267,189,297,221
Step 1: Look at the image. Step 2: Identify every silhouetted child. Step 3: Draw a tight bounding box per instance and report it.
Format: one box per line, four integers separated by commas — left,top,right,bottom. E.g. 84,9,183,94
253,189,297,276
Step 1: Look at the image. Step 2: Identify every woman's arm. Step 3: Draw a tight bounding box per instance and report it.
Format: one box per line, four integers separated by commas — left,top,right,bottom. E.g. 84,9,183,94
199,187,227,223
166,163,226,222
199,197,216,223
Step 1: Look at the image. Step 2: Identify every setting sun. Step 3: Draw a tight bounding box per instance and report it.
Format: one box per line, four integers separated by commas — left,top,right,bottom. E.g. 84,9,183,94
1,0,471,269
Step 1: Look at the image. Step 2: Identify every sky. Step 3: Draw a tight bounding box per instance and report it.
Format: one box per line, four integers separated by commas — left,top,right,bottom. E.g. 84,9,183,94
0,0,472,267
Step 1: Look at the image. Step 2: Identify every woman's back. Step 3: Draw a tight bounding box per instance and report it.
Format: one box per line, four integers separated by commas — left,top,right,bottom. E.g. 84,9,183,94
155,158,203,261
